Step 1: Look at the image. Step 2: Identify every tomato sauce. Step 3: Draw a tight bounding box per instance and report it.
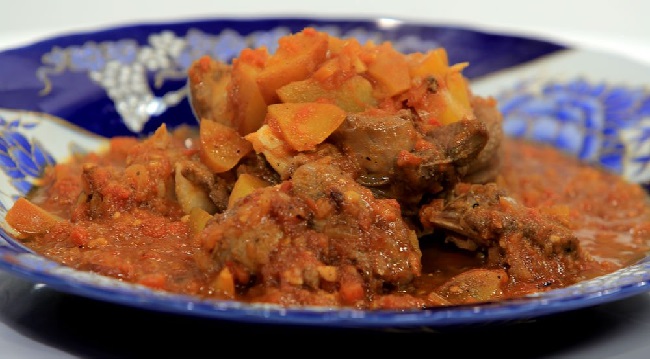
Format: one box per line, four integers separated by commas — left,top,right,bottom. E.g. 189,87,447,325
9,129,650,308
499,139,650,276
7,27,650,309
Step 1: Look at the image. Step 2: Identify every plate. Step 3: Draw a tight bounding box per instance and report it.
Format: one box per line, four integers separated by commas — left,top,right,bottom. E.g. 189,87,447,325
1,17,650,329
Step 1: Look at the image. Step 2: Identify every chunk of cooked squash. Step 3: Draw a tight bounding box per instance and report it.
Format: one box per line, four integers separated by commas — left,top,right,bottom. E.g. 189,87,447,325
438,68,474,125
403,48,473,125
266,102,346,152
365,42,411,98
408,48,450,79
199,119,253,173
437,269,508,304
277,75,376,113
256,28,329,104
5,198,62,236
227,173,270,208
244,124,296,179
188,207,213,238
229,48,269,136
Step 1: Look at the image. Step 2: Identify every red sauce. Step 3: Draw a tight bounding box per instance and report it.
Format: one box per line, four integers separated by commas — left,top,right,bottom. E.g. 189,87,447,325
10,28,648,310
498,139,650,276
8,127,650,309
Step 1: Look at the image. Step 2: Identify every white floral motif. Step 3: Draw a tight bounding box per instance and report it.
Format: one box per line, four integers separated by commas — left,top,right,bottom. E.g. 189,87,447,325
40,30,193,133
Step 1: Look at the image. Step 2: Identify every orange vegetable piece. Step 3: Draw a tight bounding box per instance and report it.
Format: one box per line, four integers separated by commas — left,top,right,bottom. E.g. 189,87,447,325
365,42,411,98
276,75,376,113
266,102,346,152
256,28,329,104
438,269,508,304
408,48,450,79
5,198,62,236
211,267,236,298
199,119,253,173
438,69,473,124
229,48,269,136
188,207,213,238
227,173,270,208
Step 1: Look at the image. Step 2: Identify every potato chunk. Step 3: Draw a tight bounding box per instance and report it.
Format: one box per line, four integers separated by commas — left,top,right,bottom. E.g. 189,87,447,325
366,42,411,98
5,198,62,236
228,173,270,208
406,48,473,125
229,48,269,136
199,120,253,173
408,48,450,79
437,269,508,304
244,124,296,178
277,76,376,113
188,207,213,238
266,102,346,152
256,28,329,104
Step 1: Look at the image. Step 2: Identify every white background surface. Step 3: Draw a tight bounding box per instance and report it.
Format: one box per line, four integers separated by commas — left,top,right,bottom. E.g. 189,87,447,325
2,0,650,65
1,0,650,358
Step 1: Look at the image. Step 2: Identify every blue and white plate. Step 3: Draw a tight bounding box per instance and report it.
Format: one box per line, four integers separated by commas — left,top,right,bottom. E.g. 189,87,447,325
1,17,650,329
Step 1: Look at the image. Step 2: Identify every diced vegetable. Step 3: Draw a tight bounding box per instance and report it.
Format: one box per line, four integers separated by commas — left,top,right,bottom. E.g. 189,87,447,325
438,68,473,124
437,269,508,304
228,173,270,208
277,76,376,112
366,42,411,98
229,48,269,135
199,119,252,173
174,163,217,214
211,267,235,298
188,207,213,238
312,39,366,83
244,124,295,178
408,48,450,79
5,198,62,236
266,102,346,152
405,47,473,125
256,28,329,104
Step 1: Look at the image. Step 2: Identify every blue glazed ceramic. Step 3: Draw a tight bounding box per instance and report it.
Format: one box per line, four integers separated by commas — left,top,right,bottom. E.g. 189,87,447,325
1,17,649,329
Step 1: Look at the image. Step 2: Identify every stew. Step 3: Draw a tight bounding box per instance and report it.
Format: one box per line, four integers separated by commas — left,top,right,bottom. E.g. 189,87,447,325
5,27,650,310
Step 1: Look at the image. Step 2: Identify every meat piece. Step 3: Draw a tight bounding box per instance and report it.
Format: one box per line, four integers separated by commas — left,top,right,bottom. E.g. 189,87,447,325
187,56,232,125
245,94,500,220
175,159,232,213
200,158,422,307
462,96,504,183
332,109,419,186
235,152,282,186
396,118,489,195
74,125,185,220
331,108,489,214
420,182,588,288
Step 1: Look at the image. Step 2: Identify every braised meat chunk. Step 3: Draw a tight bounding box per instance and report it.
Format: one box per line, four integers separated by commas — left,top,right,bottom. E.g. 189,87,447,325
187,56,232,126
420,182,588,290
462,96,504,184
200,158,421,308
331,109,490,214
